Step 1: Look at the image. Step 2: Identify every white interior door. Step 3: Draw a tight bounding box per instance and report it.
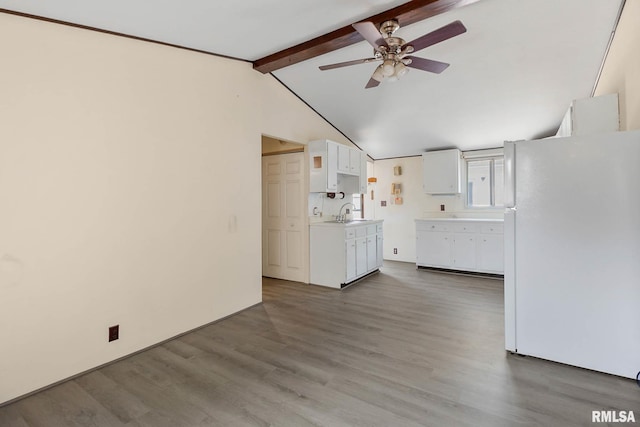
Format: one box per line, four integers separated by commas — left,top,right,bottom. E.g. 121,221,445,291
262,153,307,282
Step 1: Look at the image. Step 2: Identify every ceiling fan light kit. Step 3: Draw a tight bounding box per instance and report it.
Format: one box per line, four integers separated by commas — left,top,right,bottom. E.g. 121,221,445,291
395,62,408,78
319,19,466,89
382,59,396,76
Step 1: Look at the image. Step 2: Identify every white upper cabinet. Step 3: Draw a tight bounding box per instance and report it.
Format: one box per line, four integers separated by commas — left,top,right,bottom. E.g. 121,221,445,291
556,93,619,137
349,149,361,175
338,144,350,174
359,152,367,194
309,140,367,193
422,149,461,194
309,140,339,192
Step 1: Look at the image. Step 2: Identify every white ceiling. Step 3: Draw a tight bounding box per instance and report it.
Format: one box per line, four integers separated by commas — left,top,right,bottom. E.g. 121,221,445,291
0,0,623,159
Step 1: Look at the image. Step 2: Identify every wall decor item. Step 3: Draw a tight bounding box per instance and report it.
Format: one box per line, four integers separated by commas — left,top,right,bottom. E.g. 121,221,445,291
391,183,402,195
394,166,402,176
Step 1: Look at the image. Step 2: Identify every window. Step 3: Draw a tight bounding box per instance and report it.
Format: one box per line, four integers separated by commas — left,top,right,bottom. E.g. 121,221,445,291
465,151,504,208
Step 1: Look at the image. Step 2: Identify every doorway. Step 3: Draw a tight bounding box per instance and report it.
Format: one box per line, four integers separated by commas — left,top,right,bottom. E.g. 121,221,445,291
261,136,307,283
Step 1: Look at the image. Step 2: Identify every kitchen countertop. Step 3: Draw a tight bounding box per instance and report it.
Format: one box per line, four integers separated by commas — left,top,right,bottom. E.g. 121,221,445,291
310,219,383,227
415,218,503,222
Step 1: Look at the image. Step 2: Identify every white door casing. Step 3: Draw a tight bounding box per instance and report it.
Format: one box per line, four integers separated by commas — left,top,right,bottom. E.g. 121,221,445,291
262,153,306,282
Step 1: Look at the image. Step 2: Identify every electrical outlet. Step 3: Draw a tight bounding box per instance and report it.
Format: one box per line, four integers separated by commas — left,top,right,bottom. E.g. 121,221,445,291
108,325,119,342
393,248,398,254
440,204,445,211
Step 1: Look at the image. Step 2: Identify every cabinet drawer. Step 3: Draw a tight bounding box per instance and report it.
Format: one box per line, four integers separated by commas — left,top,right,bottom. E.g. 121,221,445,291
367,225,377,235
355,226,367,238
480,223,503,234
345,229,356,239
376,224,383,233
416,222,449,232
451,223,478,233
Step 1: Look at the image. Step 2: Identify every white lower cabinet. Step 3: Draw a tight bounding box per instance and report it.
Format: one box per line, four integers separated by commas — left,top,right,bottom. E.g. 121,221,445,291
345,238,357,282
356,237,367,276
415,219,503,274
366,235,377,271
453,234,476,270
478,234,504,272
310,221,384,288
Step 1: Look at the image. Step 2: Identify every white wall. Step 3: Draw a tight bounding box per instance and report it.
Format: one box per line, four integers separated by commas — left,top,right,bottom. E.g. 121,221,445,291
371,156,502,263
594,0,640,130
0,13,353,404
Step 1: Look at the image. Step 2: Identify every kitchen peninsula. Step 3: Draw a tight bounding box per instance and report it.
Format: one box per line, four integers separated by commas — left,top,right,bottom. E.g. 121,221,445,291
310,220,383,288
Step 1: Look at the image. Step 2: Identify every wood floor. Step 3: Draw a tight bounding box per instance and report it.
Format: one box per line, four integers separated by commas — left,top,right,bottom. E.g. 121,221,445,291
1,261,638,426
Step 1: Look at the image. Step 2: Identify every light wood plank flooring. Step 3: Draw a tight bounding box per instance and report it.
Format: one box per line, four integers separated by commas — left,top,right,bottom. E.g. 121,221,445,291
1,261,638,426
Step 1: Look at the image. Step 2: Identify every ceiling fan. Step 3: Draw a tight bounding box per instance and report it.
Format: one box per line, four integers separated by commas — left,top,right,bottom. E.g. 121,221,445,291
319,19,466,89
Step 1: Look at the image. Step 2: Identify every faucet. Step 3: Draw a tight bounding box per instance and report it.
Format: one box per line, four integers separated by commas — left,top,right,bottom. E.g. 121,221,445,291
337,202,356,222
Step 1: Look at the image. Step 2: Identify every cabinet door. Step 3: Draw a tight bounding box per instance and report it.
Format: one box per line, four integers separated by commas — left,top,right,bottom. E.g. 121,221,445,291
366,236,377,271
345,239,357,282
422,149,461,194
417,231,451,267
359,152,367,194
453,234,476,270
327,142,338,191
349,149,361,175
356,237,367,276
478,234,504,272
376,234,383,267
338,145,350,174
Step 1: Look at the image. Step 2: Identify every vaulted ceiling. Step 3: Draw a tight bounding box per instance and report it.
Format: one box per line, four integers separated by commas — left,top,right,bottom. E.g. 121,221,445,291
0,0,624,159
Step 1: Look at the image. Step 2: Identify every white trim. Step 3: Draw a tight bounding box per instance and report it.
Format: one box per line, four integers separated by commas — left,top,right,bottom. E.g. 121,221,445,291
462,147,504,159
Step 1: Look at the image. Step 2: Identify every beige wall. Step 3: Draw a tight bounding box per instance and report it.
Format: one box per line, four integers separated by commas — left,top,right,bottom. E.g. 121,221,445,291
594,0,640,130
0,13,352,404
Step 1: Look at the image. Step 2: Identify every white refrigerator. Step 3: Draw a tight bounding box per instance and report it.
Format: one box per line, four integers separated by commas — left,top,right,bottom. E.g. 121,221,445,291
504,130,640,379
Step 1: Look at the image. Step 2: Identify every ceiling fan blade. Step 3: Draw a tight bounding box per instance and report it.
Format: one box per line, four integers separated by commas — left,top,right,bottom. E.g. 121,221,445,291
319,57,378,71
405,56,450,74
404,20,466,53
365,77,381,89
353,21,387,49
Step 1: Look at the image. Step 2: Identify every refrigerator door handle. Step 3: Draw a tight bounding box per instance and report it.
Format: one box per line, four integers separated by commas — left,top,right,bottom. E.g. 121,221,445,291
504,141,516,208
504,207,516,352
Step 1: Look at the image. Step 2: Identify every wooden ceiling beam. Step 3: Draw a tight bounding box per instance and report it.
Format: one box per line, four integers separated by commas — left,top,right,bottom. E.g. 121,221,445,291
253,0,480,74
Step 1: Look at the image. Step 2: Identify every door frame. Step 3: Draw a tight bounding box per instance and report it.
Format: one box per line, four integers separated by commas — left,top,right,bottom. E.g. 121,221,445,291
261,147,309,284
